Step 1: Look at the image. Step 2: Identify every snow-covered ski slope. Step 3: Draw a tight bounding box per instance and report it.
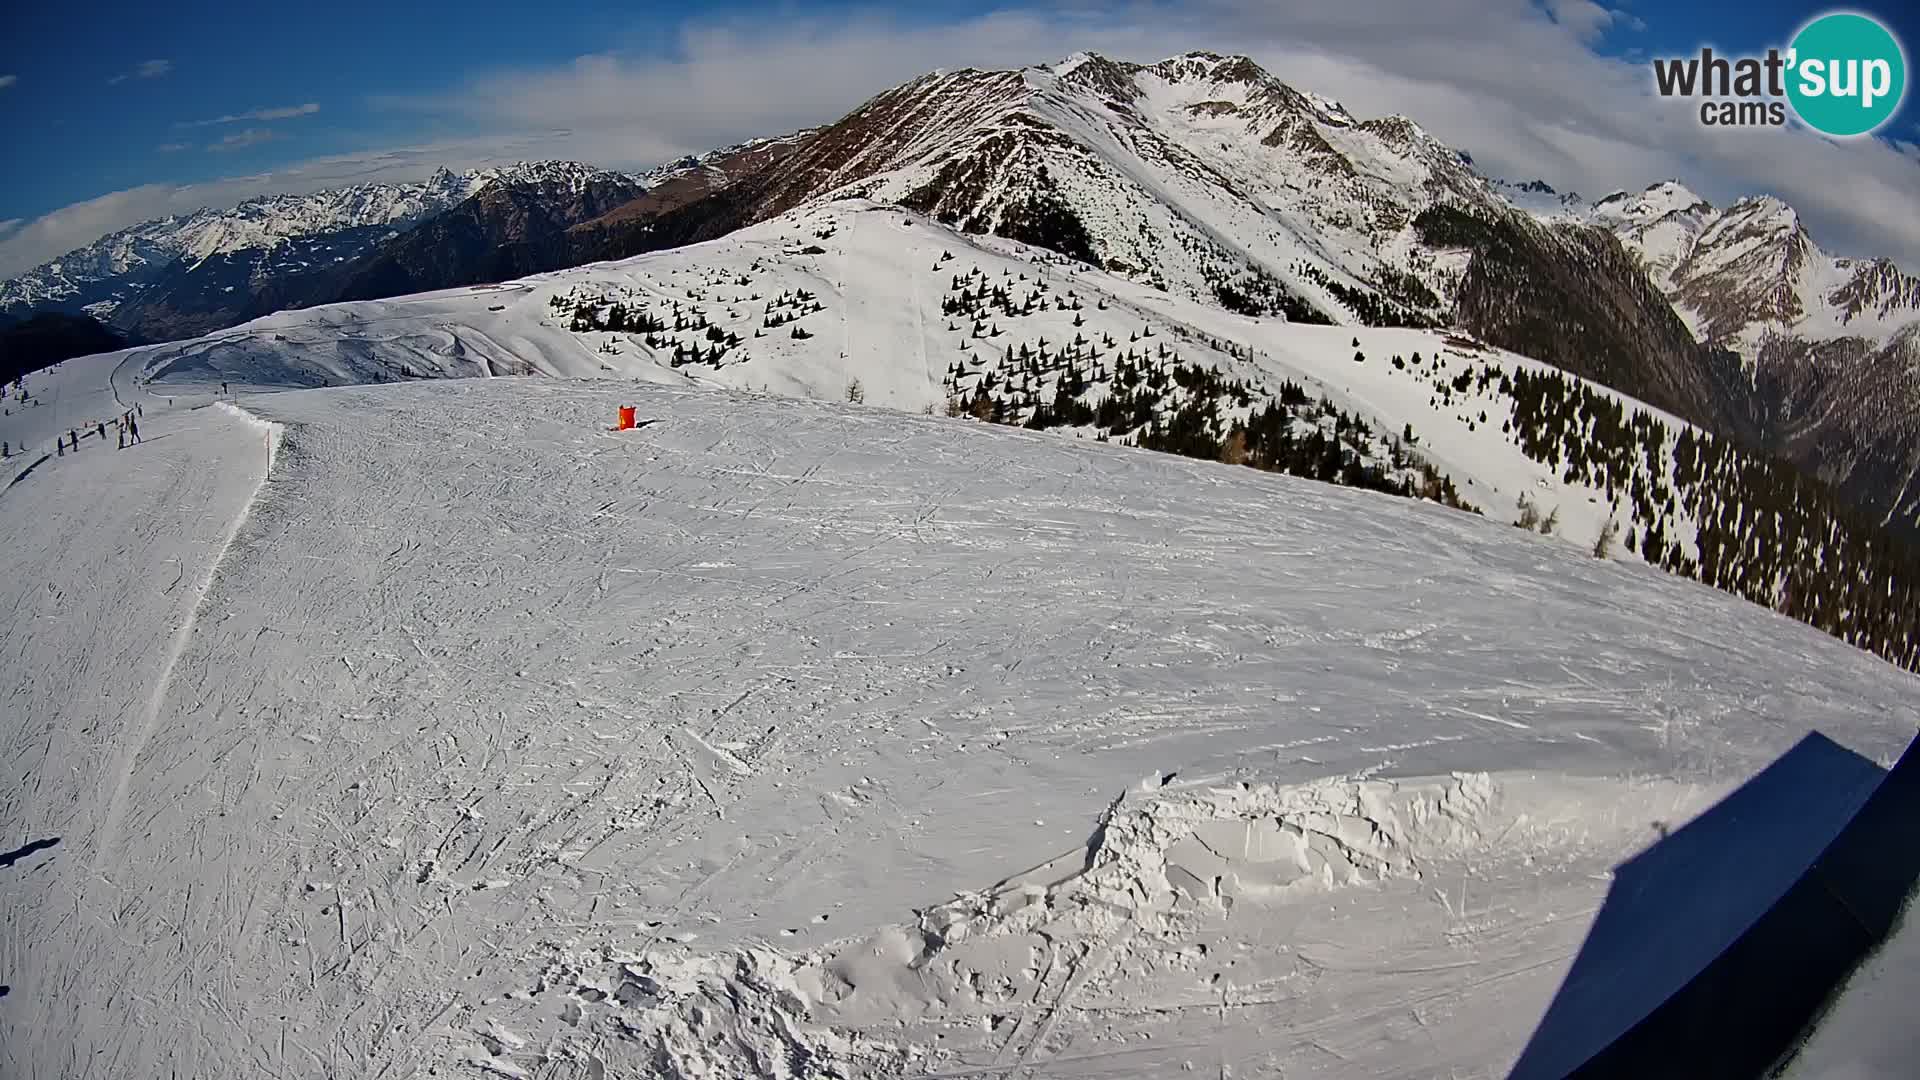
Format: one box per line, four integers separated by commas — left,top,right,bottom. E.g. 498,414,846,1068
100,202,1709,565
1,336,1915,1077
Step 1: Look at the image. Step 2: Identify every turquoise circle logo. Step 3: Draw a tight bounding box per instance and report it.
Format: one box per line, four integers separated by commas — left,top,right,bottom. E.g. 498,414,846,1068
1786,12,1907,137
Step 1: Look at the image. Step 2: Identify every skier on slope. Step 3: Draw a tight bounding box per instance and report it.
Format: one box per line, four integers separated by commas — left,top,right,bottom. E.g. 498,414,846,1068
127,415,141,445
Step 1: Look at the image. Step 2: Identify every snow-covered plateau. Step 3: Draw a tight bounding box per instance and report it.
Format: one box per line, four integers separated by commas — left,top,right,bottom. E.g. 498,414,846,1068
1,203,1915,1080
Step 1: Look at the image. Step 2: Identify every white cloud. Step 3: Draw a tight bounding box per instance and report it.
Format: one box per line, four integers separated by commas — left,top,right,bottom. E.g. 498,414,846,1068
1541,0,1620,42
0,75,17,90
375,10,1160,163
7,2,1917,278
208,128,279,152
0,218,21,238
183,103,320,127
156,142,191,154
108,59,173,85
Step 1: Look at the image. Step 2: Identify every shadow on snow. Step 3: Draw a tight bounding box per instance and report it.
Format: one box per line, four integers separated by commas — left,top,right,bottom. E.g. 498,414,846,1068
0,836,60,869
1509,730,1920,1080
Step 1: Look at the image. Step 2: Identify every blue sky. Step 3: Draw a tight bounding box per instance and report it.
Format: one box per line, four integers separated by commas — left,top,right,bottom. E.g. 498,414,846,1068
0,0,999,219
0,0,772,211
1601,0,1917,65
0,0,1916,274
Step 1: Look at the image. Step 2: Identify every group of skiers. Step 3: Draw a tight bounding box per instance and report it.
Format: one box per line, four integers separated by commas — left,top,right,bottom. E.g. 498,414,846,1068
51,403,142,457
2,378,34,418
3,373,245,462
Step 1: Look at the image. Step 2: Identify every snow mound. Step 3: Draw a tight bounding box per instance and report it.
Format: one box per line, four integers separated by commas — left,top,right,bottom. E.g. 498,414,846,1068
498,772,1501,1077
213,400,284,471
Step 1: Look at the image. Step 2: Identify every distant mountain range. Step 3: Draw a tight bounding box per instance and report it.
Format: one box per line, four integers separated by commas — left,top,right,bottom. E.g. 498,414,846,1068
3,51,1916,535
0,162,649,341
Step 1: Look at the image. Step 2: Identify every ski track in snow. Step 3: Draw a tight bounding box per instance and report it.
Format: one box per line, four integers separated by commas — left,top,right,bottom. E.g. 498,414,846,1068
1,339,1916,1077
0,383,273,1079
89,406,279,877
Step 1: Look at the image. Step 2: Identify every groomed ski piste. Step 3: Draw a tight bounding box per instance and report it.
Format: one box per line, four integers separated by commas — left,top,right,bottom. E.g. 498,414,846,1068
2,202,1916,1079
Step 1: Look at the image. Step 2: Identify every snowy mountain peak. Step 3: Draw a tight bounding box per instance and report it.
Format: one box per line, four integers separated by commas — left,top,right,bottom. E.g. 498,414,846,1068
1362,113,1431,141
1050,51,1099,76
1143,51,1277,90
1488,177,1586,214
1547,178,1920,360
1642,179,1709,208
1139,52,1339,115
1719,194,1801,232
466,160,642,196
697,48,1511,329
1587,181,1713,227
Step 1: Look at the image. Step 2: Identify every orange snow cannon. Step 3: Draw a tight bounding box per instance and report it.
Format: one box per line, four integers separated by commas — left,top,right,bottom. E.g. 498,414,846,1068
614,405,636,431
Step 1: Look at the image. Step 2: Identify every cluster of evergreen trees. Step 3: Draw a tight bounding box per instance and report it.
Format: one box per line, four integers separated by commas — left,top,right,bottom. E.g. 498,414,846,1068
1410,204,1498,249
560,299,668,336
994,181,1102,269
941,323,1470,509
940,264,1085,323
1489,363,1920,672
760,288,824,330
1166,231,1329,323
1368,265,1444,320
940,261,1160,376
1210,268,1329,323
550,277,828,370
1289,260,1438,329
932,262,1470,506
